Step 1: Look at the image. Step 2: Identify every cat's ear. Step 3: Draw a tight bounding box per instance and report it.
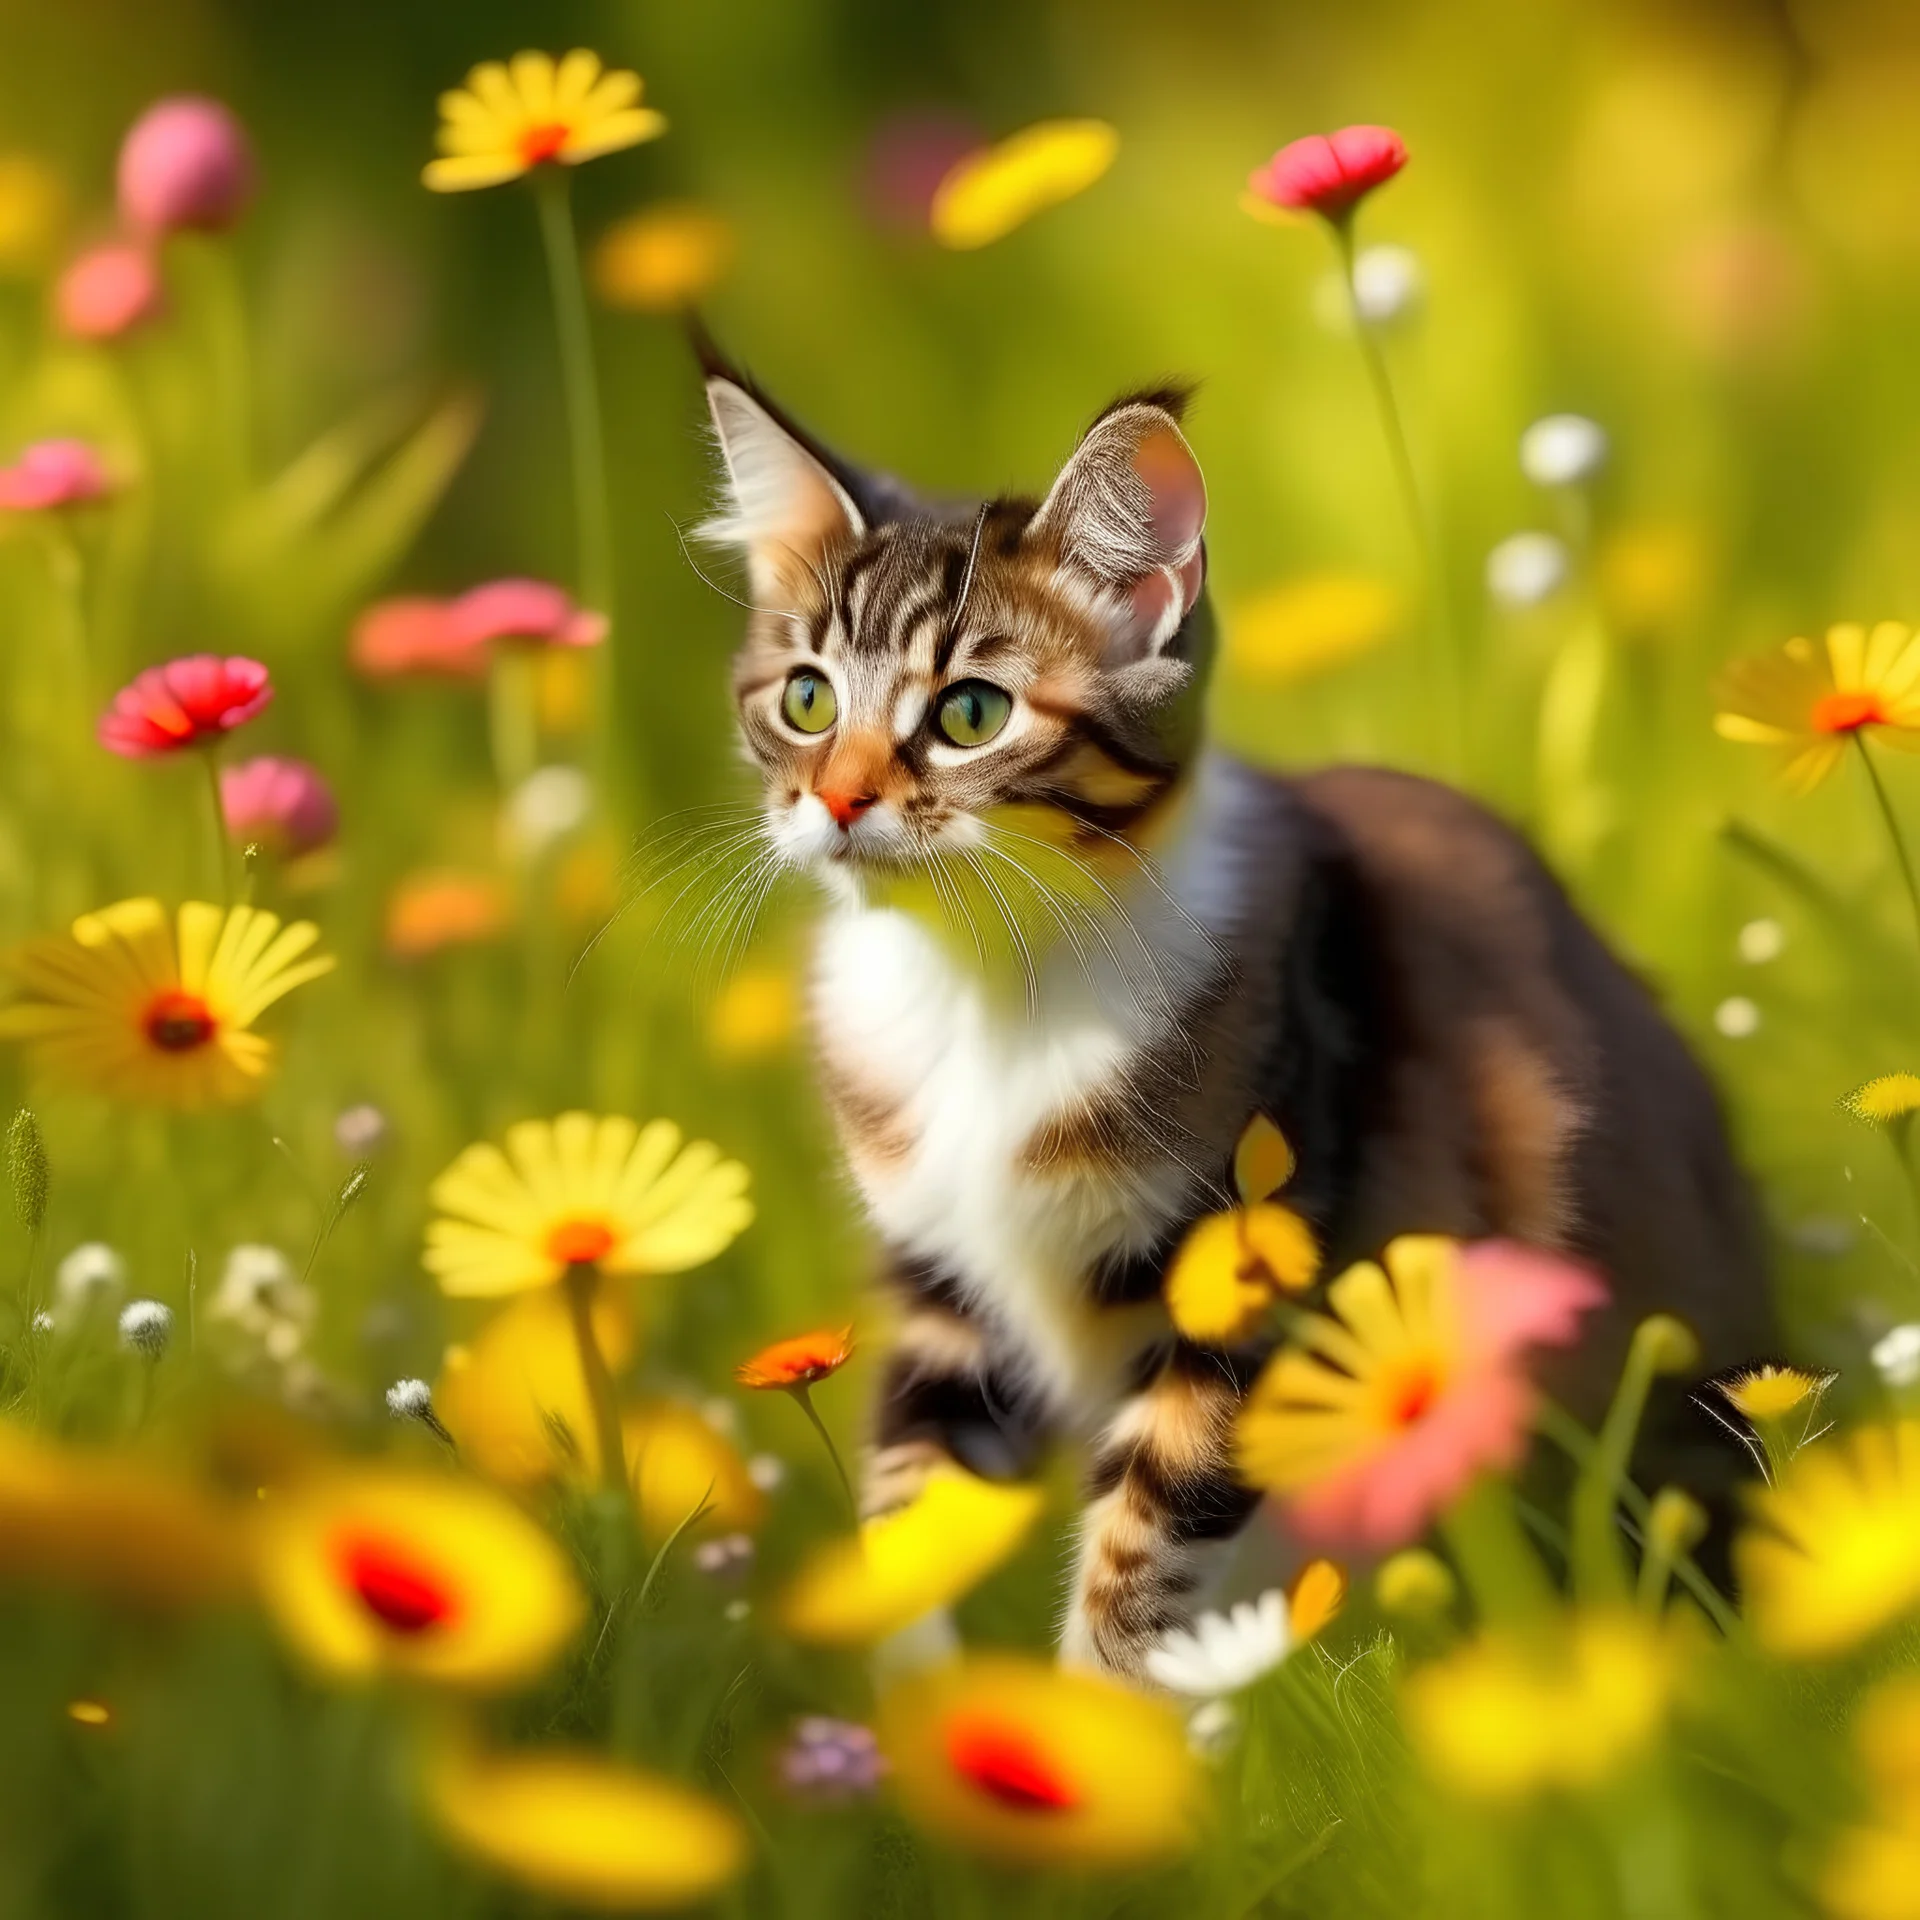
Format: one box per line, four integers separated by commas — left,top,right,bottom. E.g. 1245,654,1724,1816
701,376,866,602
1030,390,1207,664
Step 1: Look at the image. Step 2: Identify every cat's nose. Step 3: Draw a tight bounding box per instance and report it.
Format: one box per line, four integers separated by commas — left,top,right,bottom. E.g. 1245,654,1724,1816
817,788,877,830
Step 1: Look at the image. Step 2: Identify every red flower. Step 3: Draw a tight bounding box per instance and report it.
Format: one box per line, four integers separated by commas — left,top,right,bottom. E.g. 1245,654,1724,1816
99,655,272,758
736,1326,855,1391
1248,124,1407,221
349,598,486,680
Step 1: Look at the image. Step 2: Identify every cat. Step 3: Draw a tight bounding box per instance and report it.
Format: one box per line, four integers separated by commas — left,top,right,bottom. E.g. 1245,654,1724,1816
696,344,1772,1678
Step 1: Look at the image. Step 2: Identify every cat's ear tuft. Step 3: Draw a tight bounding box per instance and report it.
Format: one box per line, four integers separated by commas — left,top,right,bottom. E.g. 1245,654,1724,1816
700,377,866,602
1030,392,1207,664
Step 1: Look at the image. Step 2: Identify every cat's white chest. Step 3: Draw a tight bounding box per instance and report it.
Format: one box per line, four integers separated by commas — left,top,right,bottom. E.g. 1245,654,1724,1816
813,903,1193,1414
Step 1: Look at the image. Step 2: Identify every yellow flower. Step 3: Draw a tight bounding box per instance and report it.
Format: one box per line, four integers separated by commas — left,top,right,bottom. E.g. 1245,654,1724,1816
930,119,1118,249
1737,1421,1920,1657
621,1402,767,1540
251,1465,583,1691
1232,1112,1295,1203
707,963,798,1060
425,1111,752,1297
1717,1362,1828,1422
425,1736,748,1910
1400,1611,1676,1801
424,50,666,192
878,1655,1200,1867
1847,1074,1920,1125
1225,575,1402,685
1714,622,1920,792
1164,1205,1321,1345
780,1467,1044,1644
0,154,67,275
1823,1677,1920,1920
592,202,734,312
0,898,333,1109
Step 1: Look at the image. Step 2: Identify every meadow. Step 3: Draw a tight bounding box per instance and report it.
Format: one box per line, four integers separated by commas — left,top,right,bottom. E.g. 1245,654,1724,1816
4,3,1920,1916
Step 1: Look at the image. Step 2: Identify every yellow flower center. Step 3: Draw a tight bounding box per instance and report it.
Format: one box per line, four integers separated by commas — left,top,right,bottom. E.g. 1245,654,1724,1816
1812,689,1887,734
546,1217,616,1267
517,121,571,165
142,988,217,1053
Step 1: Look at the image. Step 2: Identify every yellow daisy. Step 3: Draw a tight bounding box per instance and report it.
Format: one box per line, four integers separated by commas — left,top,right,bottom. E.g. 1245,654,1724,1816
1737,1420,1920,1656
424,50,665,194
424,1111,752,1297
1846,1074,1920,1126
1714,621,1920,792
1822,1677,1920,1920
0,898,332,1109
929,119,1118,250
591,202,734,313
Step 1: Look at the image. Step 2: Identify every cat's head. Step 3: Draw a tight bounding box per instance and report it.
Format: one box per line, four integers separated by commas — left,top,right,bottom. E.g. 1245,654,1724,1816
699,351,1212,885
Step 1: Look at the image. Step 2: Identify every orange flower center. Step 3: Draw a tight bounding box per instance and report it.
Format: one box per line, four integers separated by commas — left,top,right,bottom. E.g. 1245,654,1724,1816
546,1218,617,1267
334,1533,457,1634
142,988,217,1053
946,1717,1081,1812
517,121,571,165
1377,1355,1445,1429
1811,689,1887,734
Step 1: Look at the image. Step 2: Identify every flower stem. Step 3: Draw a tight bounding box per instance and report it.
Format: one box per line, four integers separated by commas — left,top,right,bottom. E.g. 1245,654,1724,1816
788,1382,858,1523
1333,218,1462,773
562,1261,631,1504
199,745,231,905
1855,735,1920,979
487,645,540,793
1569,1324,1668,1605
1438,1474,1553,1624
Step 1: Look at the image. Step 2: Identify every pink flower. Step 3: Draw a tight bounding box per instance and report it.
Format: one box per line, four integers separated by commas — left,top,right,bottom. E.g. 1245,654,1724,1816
221,756,337,858
350,581,605,681
117,97,256,237
349,598,485,680
0,440,111,512
1237,1235,1607,1551
1247,124,1408,222
56,242,164,341
447,579,607,651
99,655,272,758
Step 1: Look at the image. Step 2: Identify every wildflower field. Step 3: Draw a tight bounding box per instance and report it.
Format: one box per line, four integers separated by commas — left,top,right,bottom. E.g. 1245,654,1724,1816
10,3,1920,1916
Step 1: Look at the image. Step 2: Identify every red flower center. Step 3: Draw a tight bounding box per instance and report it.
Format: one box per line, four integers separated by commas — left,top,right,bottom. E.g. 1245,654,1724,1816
1382,1357,1443,1428
546,1218,617,1266
518,122,571,165
946,1718,1081,1812
1811,689,1887,734
143,989,216,1052
335,1533,457,1634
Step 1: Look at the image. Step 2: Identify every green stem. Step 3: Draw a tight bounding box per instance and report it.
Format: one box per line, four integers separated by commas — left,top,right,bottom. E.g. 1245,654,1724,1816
487,645,540,793
1570,1327,1666,1604
1890,1117,1920,1244
1856,734,1920,979
1333,217,1462,773
1438,1474,1553,1624
199,745,231,905
562,1261,631,1503
788,1382,858,1522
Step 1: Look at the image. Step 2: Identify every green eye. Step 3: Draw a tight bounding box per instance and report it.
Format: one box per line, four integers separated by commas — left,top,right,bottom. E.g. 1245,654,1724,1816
935,680,1012,747
781,670,838,735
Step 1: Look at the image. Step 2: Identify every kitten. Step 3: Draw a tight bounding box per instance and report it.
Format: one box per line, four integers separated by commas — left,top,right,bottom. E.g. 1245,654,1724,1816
698,347,1771,1678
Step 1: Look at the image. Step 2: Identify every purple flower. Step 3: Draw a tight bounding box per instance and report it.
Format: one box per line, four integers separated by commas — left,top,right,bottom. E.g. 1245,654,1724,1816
779,1716,887,1801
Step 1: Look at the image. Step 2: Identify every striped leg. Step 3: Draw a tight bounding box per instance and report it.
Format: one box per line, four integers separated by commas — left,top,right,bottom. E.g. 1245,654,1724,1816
1061,1343,1261,1678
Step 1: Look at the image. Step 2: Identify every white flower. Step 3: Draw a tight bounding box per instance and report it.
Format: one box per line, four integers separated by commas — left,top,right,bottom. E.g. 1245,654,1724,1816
30,1310,53,1336
747,1452,787,1493
1486,531,1569,608
211,1244,316,1362
1520,413,1609,488
1714,995,1761,1038
1873,1323,1920,1388
506,765,593,857
1737,918,1785,964
1352,244,1423,325
385,1377,434,1420
1186,1697,1239,1758
118,1299,173,1357
54,1242,126,1322
1145,1590,1293,1698
333,1102,388,1157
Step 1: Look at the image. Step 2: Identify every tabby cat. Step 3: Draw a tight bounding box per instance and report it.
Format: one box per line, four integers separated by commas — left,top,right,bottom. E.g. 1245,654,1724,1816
698,346,1770,1678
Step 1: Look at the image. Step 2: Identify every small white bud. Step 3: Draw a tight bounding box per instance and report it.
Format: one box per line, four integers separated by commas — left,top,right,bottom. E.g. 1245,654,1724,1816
747,1452,787,1493
506,765,593,857
1351,244,1423,325
1737,918,1785,965
1520,413,1609,488
334,1103,389,1157
118,1299,173,1358
30,1310,53,1336
1873,1323,1920,1388
723,1598,751,1624
1486,531,1570,608
699,1395,740,1438
54,1243,126,1321
1714,996,1761,1039
385,1377,434,1420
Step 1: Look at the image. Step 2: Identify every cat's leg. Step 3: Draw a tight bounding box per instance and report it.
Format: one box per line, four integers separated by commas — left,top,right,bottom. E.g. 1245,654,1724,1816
1060,1341,1261,1678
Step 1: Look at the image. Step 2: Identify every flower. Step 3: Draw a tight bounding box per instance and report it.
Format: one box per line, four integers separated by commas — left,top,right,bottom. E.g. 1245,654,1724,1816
591,202,733,312
1400,1611,1676,1801
450,578,607,651
1825,1677,1920,1920
781,1467,1044,1645
1225,574,1402,685
99,655,272,757
55,241,163,340
1375,1547,1457,1616
423,1736,747,1910
117,97,255,235
929,119,1118,249
1714,995,1761,1038
736,1326,854,1391
1737,1421,1920,1656
1848,1074,1920,1125
692,1532,754,1581
208,1244,316,1364
424,51,666,193
52,1242,126,1326
621,1401,768,1540
1347,242,1423,324
250,1464,583,1690
1247,125,1408,221
0,898,333,1109
384,871,511,958
1715,622,1920,793
0,439,111,512
878,1655,1201,1867
505,766,593,860
1875,1325,1920,1390
219,756,337,860
117,1300,172,1357
334,1102,388,1156
1519,413,1610,488
1236,1236,1606,1550
385,1378,434,1421
425,1111,752,1298
1145,1561,1345,1698
1486,532,1571,608
780,1715,887,1800
350,597,489,679
1715,1362,1832,1423
708,964,799,1060
1738,916,1785,963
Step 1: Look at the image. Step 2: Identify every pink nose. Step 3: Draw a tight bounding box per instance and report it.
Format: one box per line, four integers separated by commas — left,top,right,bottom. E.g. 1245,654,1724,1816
818,788,876,830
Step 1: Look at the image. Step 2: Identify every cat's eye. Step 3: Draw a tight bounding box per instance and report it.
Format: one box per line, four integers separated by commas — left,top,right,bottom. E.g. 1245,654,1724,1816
934,680,1012,748
781,670,838,735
